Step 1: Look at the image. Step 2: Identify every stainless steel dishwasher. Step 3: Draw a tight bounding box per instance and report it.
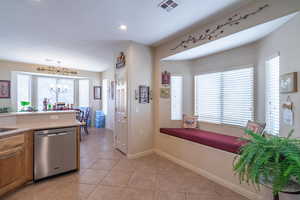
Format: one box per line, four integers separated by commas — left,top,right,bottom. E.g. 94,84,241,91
34,127,77,180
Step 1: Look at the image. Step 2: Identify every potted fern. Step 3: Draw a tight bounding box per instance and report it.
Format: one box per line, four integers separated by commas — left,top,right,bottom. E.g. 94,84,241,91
233,130,300,200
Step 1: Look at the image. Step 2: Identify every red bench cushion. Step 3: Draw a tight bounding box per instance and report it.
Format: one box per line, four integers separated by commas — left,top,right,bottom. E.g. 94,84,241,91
160,128,247,154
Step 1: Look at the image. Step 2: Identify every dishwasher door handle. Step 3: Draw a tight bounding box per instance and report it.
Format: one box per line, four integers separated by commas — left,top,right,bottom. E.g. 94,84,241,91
37,133,57,137
57,132,70,136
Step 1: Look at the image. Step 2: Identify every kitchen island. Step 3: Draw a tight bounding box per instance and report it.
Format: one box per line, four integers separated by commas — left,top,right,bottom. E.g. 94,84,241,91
0,111,81,197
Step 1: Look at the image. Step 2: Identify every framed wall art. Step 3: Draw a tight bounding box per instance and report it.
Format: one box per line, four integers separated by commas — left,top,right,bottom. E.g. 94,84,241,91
161,71,171,86
94,86,102,100
0,80,10,98
116,52,126,69
160,88,170,99
280,72,298,93
139,85,150,104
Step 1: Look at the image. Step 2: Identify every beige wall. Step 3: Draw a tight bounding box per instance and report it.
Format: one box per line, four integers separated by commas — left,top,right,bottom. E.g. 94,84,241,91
102,42,130,130
0,59,101,125
153,1,300,200
127,42,154,155
257,13,300,141
256,13,300,200
160,60,193,128
102,67,115,130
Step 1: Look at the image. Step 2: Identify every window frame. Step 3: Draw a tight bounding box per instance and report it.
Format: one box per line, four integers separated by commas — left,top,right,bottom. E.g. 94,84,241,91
13,72,90,111
16,74,32,111
78,79,90,107
171,75,184,121
265,54,280,135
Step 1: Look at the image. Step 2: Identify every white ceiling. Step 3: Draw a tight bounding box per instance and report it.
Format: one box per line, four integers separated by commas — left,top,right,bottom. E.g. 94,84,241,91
163,13,298,61
0,0,249,72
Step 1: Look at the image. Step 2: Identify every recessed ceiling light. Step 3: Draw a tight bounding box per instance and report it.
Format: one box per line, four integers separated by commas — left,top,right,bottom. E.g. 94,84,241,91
119,25,127,31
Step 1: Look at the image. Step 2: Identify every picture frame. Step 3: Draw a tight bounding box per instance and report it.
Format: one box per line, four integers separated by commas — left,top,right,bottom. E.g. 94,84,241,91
116,52,126,69
245,120,266,135
280,72,298,93
94,86,102,100
182,115,198,129
0,80,11,98
160,87,170,99
161,71,171,85
139,85,150,104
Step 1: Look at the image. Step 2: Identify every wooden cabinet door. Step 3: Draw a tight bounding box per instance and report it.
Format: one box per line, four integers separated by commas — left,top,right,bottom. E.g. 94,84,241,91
0,134,26,197
0,146,25,188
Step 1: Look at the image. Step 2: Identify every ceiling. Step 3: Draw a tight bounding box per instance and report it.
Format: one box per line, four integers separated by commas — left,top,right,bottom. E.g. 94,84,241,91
163,13,298,61
0,0,250,72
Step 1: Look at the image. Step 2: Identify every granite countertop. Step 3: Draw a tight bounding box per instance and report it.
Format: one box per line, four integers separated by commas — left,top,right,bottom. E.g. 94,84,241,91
0,121,81,139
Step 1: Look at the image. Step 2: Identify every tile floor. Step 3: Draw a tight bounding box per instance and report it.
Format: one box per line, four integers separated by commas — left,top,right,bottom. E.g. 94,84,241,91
3,128,248,200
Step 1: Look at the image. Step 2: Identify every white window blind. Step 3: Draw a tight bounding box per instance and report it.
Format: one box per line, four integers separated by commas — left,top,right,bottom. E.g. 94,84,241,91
265,56,280,135
102,79,109,115
195,73,221,124
171,76,183,120
79,79,90,107
195,67,254,126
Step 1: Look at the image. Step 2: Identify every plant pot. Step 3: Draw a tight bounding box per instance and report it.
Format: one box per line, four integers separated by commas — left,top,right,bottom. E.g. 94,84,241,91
260,176,300,193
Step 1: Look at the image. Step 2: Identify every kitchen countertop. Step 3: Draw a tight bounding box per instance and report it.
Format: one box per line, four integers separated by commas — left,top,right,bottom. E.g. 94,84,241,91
0,121,81,139
0,110,78,117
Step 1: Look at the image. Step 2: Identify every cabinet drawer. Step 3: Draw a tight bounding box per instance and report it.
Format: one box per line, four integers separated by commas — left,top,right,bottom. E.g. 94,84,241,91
0,135,24,152
0,146,25,188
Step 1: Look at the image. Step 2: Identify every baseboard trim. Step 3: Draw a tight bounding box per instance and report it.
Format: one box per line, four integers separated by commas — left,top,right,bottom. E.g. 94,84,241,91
127,149,154,159
154,149,262,200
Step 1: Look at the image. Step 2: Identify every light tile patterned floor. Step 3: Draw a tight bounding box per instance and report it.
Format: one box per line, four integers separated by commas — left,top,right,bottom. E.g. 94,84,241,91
3,128,248,200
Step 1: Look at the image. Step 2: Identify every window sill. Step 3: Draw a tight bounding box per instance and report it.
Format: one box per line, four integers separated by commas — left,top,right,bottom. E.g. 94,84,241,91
197,121,245,130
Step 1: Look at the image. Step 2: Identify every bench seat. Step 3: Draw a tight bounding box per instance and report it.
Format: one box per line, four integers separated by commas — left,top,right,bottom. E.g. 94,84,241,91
160,128,247,154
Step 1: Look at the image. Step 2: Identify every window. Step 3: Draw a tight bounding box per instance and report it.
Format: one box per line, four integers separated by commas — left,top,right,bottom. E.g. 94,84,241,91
171,76,183,120
37,77,75,110
37,77,57,110
17,74,31,111
265,56,280,135
57,79,74,105
195,67,254,126
102,79,109,115
79,79,90,107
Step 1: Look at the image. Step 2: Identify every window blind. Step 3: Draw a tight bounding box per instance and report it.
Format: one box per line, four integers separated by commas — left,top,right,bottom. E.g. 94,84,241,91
195,67,254,126
102,79,109,115
79,79,90,107
265,56,280,135
195,73,221,124
171,76,183,120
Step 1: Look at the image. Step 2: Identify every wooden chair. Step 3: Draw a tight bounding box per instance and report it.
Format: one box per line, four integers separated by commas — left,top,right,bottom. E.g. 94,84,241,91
75,107,91,141
81,108,90,135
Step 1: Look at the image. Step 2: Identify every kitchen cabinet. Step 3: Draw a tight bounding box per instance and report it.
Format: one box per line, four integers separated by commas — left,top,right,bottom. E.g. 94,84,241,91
0,131,33,196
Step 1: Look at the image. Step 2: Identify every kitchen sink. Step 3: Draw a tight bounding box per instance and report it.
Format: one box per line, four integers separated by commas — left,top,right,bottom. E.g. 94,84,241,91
0,128,17,133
